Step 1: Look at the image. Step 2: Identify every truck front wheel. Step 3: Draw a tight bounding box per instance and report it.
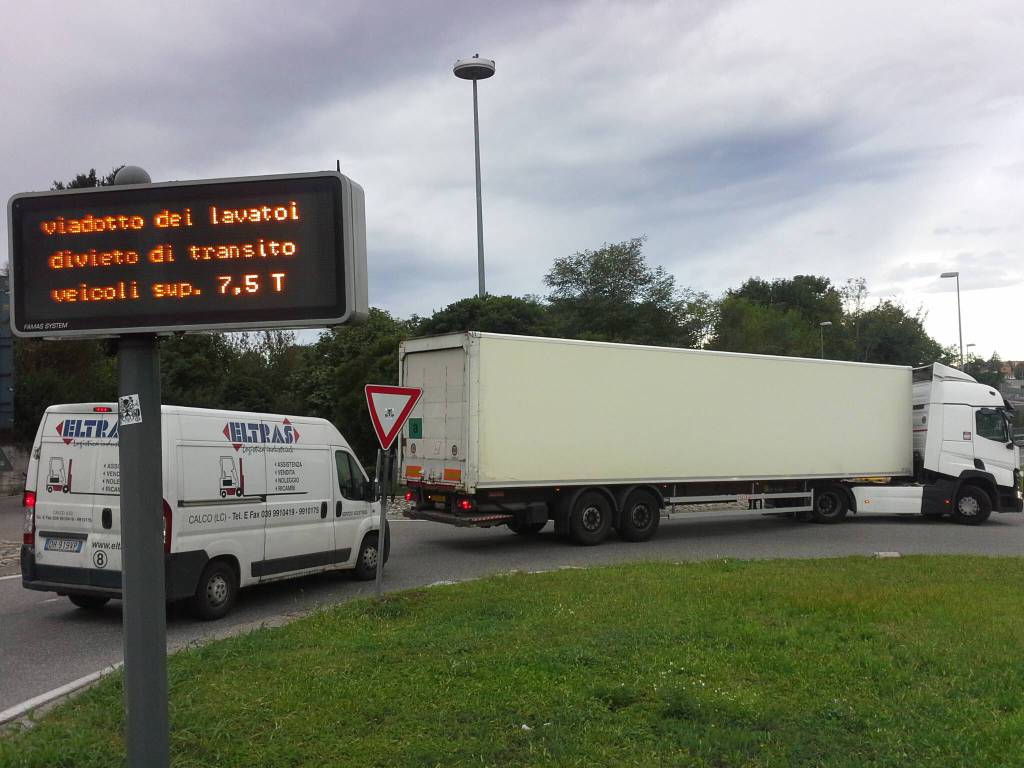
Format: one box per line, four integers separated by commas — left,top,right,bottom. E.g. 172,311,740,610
569,491,612,546
952,486,992,525
618,490,661,542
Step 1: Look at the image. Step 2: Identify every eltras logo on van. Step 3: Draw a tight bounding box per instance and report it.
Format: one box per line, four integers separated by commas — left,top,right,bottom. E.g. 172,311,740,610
56,419,119,445
223,419,301,451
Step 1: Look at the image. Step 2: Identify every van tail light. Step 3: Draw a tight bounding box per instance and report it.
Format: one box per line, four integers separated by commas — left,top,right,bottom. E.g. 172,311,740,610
162,499,172,554
23,491,36,548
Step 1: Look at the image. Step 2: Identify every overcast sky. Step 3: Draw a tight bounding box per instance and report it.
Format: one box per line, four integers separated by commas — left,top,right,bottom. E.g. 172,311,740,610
3,0,1022,358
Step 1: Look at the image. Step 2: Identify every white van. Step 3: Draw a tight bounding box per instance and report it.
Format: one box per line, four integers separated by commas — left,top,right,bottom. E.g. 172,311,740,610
20,404,388,619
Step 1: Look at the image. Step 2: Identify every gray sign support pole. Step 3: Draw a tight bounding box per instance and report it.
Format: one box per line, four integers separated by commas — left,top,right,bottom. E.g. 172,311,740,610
115,167,169,768
374,449,387,595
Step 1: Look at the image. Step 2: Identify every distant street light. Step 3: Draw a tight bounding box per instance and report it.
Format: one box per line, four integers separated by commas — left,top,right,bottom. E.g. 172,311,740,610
966,342,976,362
940,271,963,368
453,54,496,299
819,321,832,359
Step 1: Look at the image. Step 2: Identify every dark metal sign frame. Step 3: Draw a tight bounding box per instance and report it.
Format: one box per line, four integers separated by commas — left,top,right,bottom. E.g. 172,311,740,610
7,171,367,338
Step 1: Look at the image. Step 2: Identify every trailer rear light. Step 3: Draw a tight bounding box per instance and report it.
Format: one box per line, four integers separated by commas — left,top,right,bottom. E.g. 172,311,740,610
457,498,474,511
23,491,36,548
162,499,172,554
404,491,415,502
93,406,112,413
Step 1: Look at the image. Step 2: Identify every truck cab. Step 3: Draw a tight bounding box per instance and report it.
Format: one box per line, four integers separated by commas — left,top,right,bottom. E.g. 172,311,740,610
913,363,1021,518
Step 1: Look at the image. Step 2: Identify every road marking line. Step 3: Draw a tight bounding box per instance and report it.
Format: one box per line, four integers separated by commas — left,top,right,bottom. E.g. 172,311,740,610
0,574,21,582
0,663,123,725
39,597,59,604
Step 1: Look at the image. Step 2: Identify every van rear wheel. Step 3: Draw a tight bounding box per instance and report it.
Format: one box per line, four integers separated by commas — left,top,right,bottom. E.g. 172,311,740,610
68,595,110,610
190,560,237,620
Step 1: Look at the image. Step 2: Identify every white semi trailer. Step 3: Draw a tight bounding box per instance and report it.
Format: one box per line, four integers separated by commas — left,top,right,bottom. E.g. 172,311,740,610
398,333,1021,545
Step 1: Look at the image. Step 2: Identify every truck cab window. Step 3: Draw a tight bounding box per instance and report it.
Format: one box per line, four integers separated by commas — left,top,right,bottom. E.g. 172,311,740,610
976,408,1008,443
335,450,360,500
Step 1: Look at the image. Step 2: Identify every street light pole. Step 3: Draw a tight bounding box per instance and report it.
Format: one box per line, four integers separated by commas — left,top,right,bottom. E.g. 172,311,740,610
819,321,832,359
940,271,963,368
454,54,496,299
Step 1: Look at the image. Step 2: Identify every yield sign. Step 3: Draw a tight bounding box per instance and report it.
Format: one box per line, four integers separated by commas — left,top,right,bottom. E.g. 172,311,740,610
365,384,423,450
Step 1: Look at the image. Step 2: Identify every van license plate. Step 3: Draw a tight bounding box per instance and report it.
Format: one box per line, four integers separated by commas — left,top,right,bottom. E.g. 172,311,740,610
44,538,83,553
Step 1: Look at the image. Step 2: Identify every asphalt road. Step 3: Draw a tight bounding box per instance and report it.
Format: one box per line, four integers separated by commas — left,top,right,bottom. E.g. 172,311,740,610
2,500,1023,715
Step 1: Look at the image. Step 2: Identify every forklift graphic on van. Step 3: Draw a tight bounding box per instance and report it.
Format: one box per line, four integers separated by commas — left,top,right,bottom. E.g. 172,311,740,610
46,458,72,493
219,456,245,498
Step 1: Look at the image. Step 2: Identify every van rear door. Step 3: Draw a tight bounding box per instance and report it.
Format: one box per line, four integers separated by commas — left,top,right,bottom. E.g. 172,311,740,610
33,412,104,573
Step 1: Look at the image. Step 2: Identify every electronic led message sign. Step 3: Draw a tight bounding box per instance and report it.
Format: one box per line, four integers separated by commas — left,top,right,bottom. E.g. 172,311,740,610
7,171,367,337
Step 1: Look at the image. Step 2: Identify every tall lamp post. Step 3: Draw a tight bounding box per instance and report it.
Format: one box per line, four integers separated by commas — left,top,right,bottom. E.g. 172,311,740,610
453,54,496,299
819,321,832,359
940,271,963,368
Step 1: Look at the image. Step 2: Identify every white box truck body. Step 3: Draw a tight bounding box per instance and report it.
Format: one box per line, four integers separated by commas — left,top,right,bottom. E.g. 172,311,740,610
399,333,1021,544
20,404,388,618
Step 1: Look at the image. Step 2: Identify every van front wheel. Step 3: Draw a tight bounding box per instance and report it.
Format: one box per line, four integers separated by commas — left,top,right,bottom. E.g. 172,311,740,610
353,524,391,581
190,561,237,620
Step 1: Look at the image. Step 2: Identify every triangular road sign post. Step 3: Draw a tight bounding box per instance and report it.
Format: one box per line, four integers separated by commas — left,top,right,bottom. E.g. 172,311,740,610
365,384,423,450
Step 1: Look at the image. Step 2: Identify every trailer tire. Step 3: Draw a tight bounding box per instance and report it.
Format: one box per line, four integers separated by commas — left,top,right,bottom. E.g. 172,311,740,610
569,491,612,546
618,489,661,542
952,486,992,525
811,486,848,523
68,595,110,610
189,560,238,620
508,520,546,536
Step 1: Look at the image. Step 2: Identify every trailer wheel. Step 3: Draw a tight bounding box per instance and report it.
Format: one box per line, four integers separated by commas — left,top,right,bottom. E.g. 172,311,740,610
507,520,547,536
952,486,992,525
618,490,661,542
569,491,612,546
68,595,110,610
811,486,848,523
189,560,238,620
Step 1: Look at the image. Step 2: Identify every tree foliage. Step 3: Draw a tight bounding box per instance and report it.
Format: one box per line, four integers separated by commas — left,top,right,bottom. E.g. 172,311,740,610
292,309,415,464
414,295,552,337
544,236,712,347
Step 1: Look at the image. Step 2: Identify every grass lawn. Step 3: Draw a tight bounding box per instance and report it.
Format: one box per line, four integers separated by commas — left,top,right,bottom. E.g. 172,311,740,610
2,556,1024,767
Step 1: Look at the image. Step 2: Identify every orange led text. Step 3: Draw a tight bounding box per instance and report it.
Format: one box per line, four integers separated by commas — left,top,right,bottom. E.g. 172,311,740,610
189,240,297,260
50,281,140,303
209,202,299,225
154,209,193,228
49,249,140,270
39,214,145,236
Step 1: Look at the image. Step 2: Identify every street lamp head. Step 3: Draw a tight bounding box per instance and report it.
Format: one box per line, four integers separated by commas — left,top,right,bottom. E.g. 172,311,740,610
819,321,832,327
940,271,959,279
454,55,496,80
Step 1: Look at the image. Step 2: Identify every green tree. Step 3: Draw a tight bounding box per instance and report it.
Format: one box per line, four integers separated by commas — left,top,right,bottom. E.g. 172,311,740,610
544,236,711,347
50,167,123,190
11,167,127,438
964,352,1005,388
712,276,844,357
292,309,414,464
852,300,950,366
414,295,552,337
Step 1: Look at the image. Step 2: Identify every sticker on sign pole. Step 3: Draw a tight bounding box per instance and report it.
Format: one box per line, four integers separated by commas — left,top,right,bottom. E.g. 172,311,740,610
119,394,143,426
365,385,423,450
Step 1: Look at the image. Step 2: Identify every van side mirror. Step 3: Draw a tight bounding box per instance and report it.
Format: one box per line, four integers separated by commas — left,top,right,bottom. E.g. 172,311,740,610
362,480,380,502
